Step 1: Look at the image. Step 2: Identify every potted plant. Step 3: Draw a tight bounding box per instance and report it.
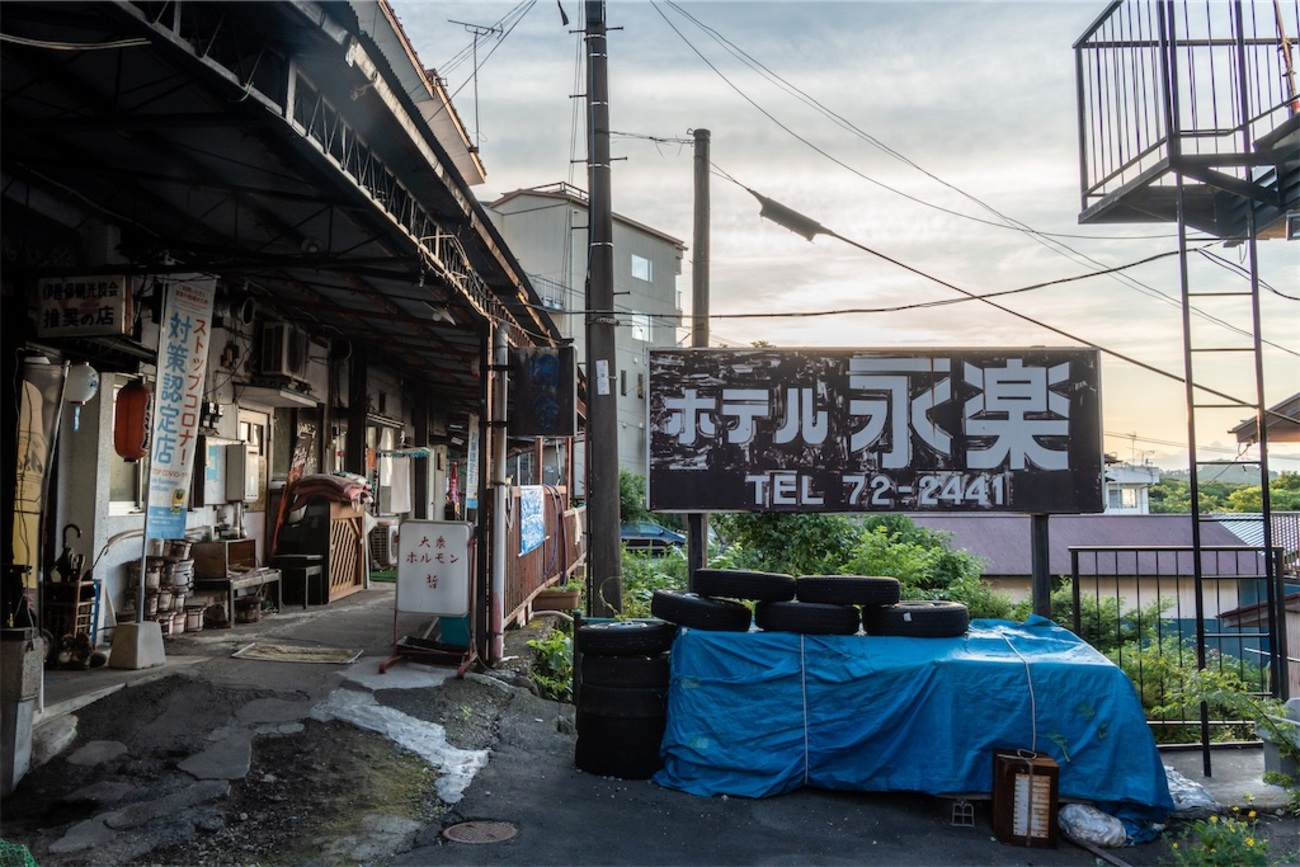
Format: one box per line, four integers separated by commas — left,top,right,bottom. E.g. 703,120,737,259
533,583,581,612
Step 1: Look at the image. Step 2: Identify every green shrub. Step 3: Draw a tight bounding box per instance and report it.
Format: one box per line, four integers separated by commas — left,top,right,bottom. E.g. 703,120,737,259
526,624,574,703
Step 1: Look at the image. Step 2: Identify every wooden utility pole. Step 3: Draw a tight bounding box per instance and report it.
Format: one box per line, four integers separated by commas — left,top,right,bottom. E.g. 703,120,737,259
686,129,710,589
584,0,621,616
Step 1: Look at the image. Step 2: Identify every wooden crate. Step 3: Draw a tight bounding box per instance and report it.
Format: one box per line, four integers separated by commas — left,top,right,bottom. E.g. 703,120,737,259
192,539,257,579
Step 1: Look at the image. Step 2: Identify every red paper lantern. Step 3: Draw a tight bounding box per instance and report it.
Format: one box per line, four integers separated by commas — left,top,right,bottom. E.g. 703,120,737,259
114,378,151,462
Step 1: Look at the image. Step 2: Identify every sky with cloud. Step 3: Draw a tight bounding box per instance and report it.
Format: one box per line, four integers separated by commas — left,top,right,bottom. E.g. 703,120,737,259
392,1,1299,472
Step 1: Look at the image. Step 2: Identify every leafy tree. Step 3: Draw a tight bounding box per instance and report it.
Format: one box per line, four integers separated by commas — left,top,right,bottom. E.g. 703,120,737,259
1227,483,1300,512
709,512,858,577
1149,478,1244,513
618,468,652,525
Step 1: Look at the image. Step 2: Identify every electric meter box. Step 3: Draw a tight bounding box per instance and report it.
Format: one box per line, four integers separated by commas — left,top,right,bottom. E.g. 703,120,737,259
991,749,1059,848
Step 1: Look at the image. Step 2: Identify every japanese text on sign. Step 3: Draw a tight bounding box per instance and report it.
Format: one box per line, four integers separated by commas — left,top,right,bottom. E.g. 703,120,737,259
146,278,216,539
37,275,132,337
396,520,472,616
648,348,1102,514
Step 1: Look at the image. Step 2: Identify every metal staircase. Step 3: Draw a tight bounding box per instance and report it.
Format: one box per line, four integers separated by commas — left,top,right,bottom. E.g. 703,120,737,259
1075,0,1299,769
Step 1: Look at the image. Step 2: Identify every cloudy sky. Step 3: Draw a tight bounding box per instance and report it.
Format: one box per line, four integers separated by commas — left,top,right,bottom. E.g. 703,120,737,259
392,1,1299,471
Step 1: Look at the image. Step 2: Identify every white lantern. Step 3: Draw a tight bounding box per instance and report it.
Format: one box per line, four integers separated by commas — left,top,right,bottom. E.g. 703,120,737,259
64,360,100,432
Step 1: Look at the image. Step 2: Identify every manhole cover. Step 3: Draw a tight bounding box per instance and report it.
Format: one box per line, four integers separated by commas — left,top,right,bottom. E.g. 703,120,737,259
442,820,519,844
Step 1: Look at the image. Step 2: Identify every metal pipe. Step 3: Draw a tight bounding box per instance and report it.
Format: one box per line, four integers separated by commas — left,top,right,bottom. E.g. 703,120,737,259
490,324,509,662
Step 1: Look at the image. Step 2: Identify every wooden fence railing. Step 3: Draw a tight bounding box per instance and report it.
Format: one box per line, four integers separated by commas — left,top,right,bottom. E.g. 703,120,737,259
503,486,586,626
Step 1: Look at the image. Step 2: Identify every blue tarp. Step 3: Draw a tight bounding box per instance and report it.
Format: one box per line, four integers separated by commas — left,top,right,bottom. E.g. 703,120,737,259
654,615,1174,828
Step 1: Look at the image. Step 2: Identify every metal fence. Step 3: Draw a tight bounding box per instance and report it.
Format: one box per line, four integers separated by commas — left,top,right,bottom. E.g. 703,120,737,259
1069,544,1288,762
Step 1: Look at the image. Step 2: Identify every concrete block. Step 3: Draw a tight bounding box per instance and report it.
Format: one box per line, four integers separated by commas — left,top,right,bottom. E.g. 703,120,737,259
108,621,166,670
1,628,44,700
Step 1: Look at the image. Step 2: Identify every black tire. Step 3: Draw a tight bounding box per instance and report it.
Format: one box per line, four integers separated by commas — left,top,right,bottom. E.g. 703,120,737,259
754,600,861,635
651,590,752,632
575,737,662,779
576,684,669,719
863,601,970,638
796,575,900,607
577,619,677,657
576,712,667,748
579,653,670,688
693,569,796,602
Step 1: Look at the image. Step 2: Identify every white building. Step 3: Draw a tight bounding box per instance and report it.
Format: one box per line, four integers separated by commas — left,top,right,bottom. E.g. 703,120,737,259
488,184,685,477
1103,458,1162,514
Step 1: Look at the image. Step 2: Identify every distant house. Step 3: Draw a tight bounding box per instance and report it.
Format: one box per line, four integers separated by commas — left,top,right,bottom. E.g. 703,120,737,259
1214,512,1300,579
488,183,686,481
909,513,1273,621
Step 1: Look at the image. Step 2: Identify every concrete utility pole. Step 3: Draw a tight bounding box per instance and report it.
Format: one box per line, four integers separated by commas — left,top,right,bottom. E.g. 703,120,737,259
584,0,621,616
686,129,710,589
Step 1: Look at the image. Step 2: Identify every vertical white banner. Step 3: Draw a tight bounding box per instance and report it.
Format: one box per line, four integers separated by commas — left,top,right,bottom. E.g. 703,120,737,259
146,277,216,540
464,413,480,510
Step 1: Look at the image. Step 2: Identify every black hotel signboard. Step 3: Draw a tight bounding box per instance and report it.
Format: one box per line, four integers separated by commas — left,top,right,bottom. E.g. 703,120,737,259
647,347,1103,514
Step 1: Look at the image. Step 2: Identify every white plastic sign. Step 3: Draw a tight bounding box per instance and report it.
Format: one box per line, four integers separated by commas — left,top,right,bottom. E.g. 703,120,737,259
395,520,472,616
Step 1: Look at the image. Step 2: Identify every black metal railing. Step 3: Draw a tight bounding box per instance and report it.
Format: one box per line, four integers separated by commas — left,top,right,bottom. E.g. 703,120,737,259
1075,0,1300,209
1069,544,1288,753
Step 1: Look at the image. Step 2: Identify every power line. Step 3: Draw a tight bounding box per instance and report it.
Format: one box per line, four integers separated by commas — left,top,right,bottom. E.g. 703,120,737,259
737,185,1299,428
649,2,1296,359
653,0,1181,244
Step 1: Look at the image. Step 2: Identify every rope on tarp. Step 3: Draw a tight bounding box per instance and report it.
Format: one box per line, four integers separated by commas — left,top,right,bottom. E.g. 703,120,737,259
799,633,810,786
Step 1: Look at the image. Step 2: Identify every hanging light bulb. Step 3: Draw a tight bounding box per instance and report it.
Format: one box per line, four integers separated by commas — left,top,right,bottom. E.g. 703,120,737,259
114,378,151,461
63,361,100,433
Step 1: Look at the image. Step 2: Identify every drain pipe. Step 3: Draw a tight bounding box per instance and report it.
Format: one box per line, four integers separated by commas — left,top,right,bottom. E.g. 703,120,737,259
490,324,510,662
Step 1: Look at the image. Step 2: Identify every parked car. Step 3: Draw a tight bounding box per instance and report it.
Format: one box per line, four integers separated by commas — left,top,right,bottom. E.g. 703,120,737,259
620,521,686,553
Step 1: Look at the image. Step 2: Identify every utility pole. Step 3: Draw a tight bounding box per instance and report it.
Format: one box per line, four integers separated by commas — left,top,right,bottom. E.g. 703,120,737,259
584,0,620,616
686,129,710,590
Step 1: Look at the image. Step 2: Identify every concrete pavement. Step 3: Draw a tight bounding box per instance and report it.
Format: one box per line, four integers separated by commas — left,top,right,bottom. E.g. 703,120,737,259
9,583,1296,866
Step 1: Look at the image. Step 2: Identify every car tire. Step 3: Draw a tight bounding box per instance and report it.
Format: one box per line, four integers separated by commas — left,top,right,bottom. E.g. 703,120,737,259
575,737,662,780
576,619,678,657
576,684,669,719
579,653,671,688
795,575,900,607
650,590,752,632
575,712,667,746
754,600,861,635
863,600,970,638
693,569,796,602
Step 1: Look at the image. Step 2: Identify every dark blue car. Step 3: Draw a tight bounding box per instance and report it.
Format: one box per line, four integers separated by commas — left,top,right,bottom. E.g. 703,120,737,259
619,521,686,553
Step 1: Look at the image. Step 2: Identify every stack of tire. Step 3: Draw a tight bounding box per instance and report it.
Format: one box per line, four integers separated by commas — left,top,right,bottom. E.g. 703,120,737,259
573,618,677,780
646,569,970,639
862,598,971,638
781,574,970,639
648,569,790,631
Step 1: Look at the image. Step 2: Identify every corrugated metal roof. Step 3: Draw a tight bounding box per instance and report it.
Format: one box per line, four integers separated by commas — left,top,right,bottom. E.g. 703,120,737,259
909,513,1266,577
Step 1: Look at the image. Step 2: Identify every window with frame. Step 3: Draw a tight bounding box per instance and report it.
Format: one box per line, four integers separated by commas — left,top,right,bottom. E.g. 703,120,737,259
631,254,652,282
630,313,651,343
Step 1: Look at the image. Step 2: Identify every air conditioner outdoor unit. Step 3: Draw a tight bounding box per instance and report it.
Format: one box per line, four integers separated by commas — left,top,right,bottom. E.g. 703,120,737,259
368,522,400,571
260,323,308,380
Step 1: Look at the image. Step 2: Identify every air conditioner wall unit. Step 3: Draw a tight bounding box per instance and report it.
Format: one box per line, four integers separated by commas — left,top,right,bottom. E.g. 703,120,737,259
260,323,309,380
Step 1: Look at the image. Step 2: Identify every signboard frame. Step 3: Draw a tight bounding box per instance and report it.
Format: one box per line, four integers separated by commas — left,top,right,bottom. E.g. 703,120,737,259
647,347,1103,515
395,519,473,617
